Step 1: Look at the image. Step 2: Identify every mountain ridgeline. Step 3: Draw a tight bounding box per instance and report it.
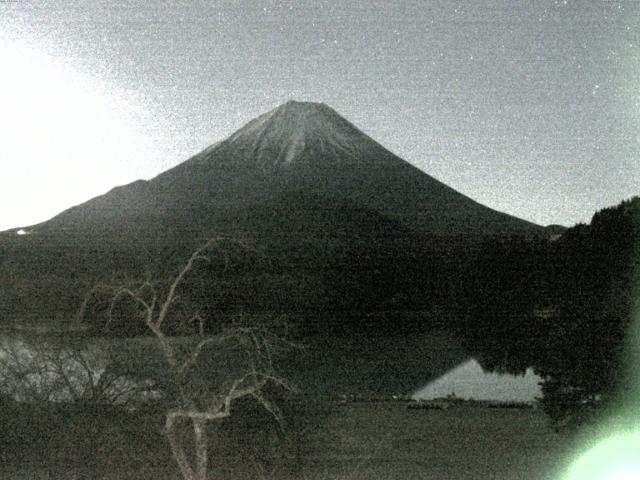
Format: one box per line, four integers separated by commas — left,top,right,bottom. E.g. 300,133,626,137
38,101,539,238
1,101,542,325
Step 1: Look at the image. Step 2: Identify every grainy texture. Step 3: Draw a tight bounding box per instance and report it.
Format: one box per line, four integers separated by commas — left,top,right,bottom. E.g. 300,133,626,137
1,1,637,229
0,400,576,480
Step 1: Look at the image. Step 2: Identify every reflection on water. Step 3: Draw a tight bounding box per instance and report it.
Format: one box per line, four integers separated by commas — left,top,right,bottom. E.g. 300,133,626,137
2,330,543,404
412,359,542,402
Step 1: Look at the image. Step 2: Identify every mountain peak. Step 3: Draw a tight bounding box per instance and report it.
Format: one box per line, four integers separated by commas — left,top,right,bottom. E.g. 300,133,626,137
17,101,541,243
220,100,376,167
278,99,329,111
262,100,344,131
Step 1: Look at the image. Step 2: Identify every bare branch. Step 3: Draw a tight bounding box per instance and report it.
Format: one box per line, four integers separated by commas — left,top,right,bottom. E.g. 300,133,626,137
192,312,205,336
112,287,153,320
73,238,295,480
76,282,117,324
251,390,285,429
156,238,222,328
178,336,222,375
147,322,178,369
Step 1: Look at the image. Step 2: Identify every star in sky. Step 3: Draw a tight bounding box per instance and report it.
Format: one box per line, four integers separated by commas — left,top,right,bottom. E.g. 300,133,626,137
0,1,638,230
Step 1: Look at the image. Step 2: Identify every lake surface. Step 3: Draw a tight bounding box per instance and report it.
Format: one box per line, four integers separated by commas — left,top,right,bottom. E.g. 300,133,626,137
0,329,543,403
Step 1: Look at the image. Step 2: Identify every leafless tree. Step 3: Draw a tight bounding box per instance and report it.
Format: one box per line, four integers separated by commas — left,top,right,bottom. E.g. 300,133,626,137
83,238,295,480
0,336,156,407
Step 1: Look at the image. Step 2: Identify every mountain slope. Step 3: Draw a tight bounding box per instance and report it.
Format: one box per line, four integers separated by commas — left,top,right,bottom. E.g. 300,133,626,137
1,100,542,323
35,100,539,240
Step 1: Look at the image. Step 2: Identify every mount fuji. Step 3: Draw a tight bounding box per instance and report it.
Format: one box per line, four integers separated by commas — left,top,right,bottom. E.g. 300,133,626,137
1,101,542,323
32,100,538,240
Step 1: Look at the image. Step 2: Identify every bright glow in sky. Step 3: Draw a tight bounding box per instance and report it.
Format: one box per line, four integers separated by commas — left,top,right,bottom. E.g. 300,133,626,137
0,44,160,231
1,1,639,230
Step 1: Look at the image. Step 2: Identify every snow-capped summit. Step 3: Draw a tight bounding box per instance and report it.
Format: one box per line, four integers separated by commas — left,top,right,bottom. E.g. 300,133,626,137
197,100,392,169
0,100,543,324
30,101,541,238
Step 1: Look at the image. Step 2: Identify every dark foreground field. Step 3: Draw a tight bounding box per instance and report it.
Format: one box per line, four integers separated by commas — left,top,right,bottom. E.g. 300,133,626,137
301,402,575,480
0,400,577,480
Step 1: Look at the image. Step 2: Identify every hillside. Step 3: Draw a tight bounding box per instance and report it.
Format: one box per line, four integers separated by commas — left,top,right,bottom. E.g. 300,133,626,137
25,101,538,239
0,101,542,324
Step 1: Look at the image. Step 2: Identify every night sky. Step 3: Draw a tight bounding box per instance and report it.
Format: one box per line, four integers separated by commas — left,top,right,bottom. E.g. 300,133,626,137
1,0,638,231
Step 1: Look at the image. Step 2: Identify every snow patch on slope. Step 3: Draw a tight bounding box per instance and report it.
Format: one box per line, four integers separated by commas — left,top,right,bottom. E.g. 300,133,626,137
223,100,374,166
282,126,306,164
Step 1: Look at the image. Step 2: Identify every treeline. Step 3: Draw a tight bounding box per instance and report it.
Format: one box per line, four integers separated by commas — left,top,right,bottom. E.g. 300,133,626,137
4,193,638,428
458,197,639,427
1,195,447,328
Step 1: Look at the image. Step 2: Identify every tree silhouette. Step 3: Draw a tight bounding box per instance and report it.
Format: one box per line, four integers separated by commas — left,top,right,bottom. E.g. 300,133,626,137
80,239,295,480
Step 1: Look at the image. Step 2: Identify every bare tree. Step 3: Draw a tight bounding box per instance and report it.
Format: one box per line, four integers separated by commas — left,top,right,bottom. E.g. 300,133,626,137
83,239,294,480
0,336,156,407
